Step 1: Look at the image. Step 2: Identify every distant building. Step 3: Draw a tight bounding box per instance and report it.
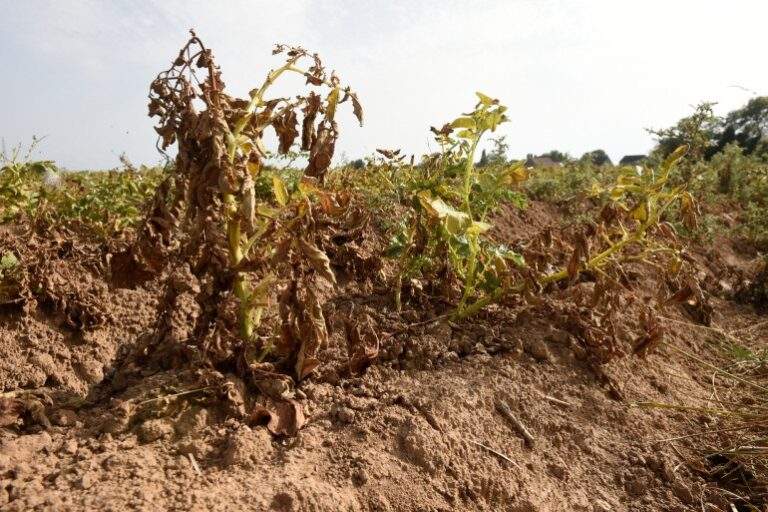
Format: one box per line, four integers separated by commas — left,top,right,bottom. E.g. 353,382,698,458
525,154,562,168
619,154,647,166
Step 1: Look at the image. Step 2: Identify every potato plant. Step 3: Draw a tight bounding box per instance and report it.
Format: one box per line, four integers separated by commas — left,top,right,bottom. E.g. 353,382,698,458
387,93,528,313
386,92,698,323
135,32,362,379
457,145,698,319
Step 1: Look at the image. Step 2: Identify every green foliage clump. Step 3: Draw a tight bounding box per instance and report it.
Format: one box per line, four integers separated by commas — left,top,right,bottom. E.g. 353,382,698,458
1,139,166,235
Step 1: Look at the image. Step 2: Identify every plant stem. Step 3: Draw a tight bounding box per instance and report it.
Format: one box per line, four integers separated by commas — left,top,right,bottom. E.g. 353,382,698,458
462,137,481,215
457,135,482,313
222,58,319,341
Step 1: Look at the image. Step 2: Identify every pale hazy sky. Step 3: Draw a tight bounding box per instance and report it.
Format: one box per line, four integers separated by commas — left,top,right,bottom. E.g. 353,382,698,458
1,1,766,169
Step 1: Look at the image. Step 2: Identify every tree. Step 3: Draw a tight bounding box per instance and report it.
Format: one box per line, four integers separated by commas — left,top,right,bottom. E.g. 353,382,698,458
711,96,768,159
649,97,768,162
647,102,718,161
580,149,612,166
478,149,489,167
541,149,570,163
488,136,509,164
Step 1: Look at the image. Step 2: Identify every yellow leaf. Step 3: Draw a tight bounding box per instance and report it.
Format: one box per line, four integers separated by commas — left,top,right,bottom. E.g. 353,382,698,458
661,145,689,178
466,221,492,235
610,186,626,200
451,117,476,130
246,161,260,176
504,162,528,185
272,175,289,206
475,92,497,106
631,202,647,222
326,87,340,121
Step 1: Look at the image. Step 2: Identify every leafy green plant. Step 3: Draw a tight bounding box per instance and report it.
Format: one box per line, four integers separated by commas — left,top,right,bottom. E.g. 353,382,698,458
388,93,528,313
0,250,21,304
0,138,59,223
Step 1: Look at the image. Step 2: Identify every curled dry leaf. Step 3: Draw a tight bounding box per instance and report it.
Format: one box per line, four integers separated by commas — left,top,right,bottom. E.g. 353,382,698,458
567,234,590,282
272,110,299,154
348,91,363,126
298,238,336,284
305,123,336,181
633,310,664,357
279,283,329,381
294,287,327,380
301,92,322,151
250,398,306,437
0,397,24,427
344,314,380,374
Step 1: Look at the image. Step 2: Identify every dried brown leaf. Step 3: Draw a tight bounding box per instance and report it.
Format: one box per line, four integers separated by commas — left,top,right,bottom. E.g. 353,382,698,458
272,110,299,154
305,123,336,181
250,398,306,437
298,238,336,284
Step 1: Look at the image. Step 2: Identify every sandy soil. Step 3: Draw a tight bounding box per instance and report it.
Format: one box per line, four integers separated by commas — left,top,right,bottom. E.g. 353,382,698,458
0,204,764,512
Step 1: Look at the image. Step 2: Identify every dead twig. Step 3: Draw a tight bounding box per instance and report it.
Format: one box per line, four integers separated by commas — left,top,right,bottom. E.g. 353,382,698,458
467,439,521,469
495,400,535,447
538,392,572,408
188,453,202,475
382,313,452,338
667,345,768,394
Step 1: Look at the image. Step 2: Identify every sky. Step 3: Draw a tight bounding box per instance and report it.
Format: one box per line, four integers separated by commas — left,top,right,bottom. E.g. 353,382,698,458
0,0,766,169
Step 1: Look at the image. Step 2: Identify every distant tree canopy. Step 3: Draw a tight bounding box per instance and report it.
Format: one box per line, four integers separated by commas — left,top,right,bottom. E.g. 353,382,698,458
648,97,768,161
713,96,768,158
478,136,509,167
478,149,489,167
580,149,612,167
540,149,571,163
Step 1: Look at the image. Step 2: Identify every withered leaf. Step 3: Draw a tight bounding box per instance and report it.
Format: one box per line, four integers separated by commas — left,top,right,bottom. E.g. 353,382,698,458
350,92,363,126
667,285,695,304
272,110,299,154
250,398,306,437
0,397,24,427
294,288,328,380
376,148,401,159
344,315,379,374
680,191,699,231
240,174,256,227
567,236,589,282
301,92,322,151
298,238,336,284
305,123,336,181
633,311,664,357
304,73,323,86
430,123,453,137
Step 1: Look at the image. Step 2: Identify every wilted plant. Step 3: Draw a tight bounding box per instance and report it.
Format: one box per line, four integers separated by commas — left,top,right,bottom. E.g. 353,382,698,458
458,145,699,319
134,31,362,379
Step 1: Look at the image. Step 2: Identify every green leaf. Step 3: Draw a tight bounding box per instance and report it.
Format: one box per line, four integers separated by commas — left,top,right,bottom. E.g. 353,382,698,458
508,251,526,267
0,251,19,271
